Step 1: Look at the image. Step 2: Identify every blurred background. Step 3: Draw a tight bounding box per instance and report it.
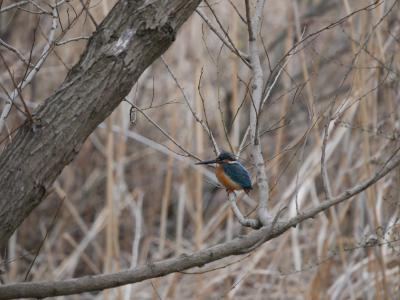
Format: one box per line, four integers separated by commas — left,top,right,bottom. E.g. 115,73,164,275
0,0,399,299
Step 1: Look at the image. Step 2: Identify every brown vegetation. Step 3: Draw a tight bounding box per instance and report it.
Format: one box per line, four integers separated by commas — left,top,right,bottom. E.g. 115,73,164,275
0,0,399,299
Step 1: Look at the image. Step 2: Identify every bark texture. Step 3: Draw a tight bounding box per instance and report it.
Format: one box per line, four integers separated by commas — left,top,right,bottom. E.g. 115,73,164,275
0,0,201,245
1,150,399,298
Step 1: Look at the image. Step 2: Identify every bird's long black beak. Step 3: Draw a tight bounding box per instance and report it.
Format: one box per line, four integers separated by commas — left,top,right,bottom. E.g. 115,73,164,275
195,159,217,165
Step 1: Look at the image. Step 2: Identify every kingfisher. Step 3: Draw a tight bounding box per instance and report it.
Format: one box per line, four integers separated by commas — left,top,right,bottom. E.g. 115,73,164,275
196,151,252,194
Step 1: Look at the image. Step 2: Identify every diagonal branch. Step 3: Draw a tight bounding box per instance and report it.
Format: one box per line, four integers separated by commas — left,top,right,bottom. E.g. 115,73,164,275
0,1,29,13
0,5,58,134
195,9,251,68
161,56,220,155
1,148,399,299
0,0,202,246
0,38,34,67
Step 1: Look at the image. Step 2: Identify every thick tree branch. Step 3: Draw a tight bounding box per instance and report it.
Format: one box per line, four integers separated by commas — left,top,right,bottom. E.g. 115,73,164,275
0,150,399,299
0,0,202,246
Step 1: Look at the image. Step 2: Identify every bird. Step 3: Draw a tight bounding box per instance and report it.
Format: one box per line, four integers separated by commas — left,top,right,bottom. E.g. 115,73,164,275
195,151,252,195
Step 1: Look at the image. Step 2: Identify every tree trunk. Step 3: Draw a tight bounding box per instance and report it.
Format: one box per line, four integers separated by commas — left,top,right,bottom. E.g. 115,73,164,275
0,0,201,245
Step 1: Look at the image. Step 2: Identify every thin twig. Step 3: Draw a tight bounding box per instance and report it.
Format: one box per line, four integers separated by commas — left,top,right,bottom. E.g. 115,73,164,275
228,0,247,24
161,56,219,155
195,9,251,68
1,148,399,299
320,103,335,199
55,36,90,46
24,197,64,281
0,53,33,123
79,0,98,28
0,0,29,13
124,99,199,160
0,38,34,67
0,6,58,133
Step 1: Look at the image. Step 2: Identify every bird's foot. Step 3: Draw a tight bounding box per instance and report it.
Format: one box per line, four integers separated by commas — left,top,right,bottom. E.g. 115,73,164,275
226,190,236,197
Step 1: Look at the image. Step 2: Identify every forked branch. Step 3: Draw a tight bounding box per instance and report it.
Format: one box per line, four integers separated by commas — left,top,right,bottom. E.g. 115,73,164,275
1,149,399,299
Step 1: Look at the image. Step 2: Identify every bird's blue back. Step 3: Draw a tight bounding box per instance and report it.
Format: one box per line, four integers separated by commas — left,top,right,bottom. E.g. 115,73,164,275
222,161,252,189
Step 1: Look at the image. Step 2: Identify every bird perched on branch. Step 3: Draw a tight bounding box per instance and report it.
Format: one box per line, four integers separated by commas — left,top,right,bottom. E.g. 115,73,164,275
196,151,252,195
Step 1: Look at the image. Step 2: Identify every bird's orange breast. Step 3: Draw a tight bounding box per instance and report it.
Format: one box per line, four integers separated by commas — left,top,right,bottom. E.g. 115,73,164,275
215,164,242,191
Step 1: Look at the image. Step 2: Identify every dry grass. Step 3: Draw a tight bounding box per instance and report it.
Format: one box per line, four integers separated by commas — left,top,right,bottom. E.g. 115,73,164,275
1,0,400,299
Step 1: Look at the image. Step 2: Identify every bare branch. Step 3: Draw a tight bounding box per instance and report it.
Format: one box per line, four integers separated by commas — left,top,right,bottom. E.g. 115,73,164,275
161,56,220,155
228,0,247,24
0,6,58,133
195,9,251,68
96,123,216,183
0,0,203,247
55,36,90,46
0,38,33,67
0,52,33,123
125,100,199,160
245,0,271,225
320,104,335,199
228,193,261,229
1,149,399,299
0,1,29,13
79,0,98,28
